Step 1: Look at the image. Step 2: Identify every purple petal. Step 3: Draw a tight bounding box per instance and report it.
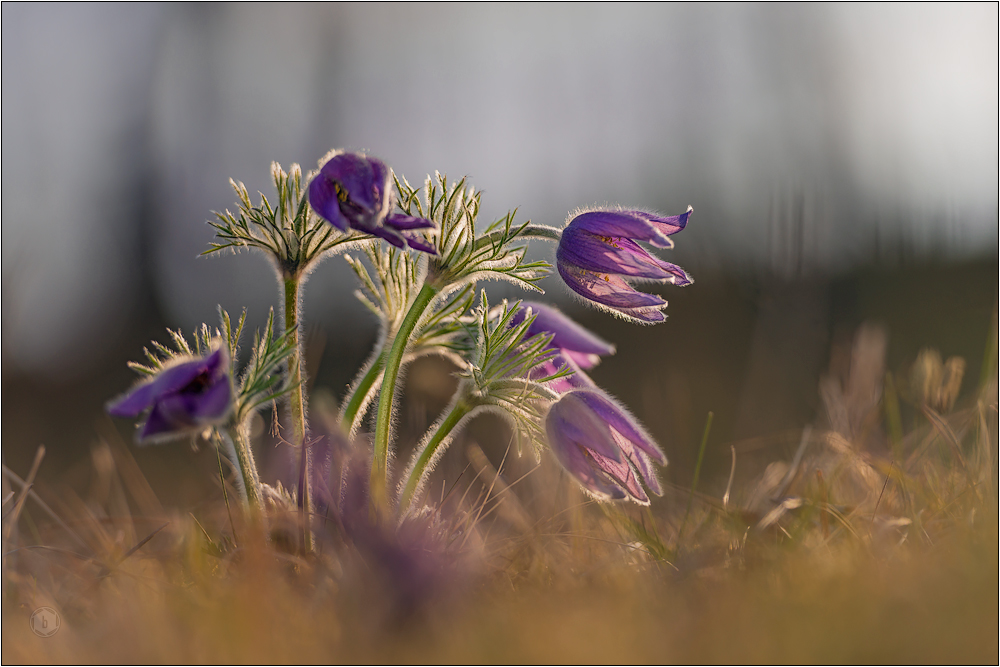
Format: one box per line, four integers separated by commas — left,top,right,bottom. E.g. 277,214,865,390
369,224,407,249
533,355,597,393
515,302,615,358
319,153,386,213
400,232,439,255
547,393,623,462
569,210,672,248
611,237,692,286
617,307,667,324
588,448,648,503
200,347,228,377
107,381,160,418
385,213,436,231
559,228,675,281
557,262,667,310
107,352,222,418
618,437,663,496
554,353,598,389
187,378,232,421
645,206,691,236
563,349,603,371
573,389,666,464
308,175,351,232
138,403,178,440
545,418,627,501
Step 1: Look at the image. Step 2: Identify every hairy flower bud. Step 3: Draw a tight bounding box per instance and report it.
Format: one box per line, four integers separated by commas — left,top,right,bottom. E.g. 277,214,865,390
545,388,666,504
556,207,693,323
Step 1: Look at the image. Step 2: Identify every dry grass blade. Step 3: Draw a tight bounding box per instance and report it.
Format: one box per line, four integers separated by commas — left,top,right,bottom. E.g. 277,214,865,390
466,444,532,533
2,446,45,548
922,405,969,473
1,465,89,551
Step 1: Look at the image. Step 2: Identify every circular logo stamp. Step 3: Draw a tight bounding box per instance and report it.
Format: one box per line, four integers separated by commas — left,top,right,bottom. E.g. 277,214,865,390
29,607,61,638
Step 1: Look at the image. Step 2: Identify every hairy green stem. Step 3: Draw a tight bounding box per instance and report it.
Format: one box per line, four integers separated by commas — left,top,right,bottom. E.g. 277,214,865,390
283,272,312,550
222,425,263,515
474,223,563,251
341,349,386,436
371,282,440,514
399,398,473,514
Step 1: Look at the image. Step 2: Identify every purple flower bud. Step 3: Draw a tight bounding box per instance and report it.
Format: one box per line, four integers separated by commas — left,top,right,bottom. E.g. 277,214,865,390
545,388,666,504
308,151,437,254
556,207,693,324
107,347,233,442
512,301,615,368
511,301,615,393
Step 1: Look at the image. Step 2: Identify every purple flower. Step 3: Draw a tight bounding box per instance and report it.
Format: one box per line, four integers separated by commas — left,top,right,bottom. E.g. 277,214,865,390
309,151,437,254
511,301,615,393
107,347,232,442
556,207,693,324
545,388,666,504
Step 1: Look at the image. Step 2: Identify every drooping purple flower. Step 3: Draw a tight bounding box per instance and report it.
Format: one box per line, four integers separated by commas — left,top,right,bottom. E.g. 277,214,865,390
510,301,616,393
545,387,666,504
556,207,693,324
107,347,232,442
309,151,437,254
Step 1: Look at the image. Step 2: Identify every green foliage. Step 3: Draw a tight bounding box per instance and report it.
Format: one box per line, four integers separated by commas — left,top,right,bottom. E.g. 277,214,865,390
346,242,478,360
205,162,367,275
457,291,569,452
232,308,298,422
395,173,551,293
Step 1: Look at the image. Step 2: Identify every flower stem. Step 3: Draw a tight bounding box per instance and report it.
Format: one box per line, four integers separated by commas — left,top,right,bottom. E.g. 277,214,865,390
399,398,473,514
473,223,562,251
340,349,386,436
283,271,312,551
371,282,440,514
222,425,263,515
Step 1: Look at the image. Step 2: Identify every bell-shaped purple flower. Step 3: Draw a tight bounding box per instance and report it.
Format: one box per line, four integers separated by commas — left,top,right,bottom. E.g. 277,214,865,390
309,151,437,254
107,347,233,442
556,207,693,324
545,388,666,504
511,301,616,393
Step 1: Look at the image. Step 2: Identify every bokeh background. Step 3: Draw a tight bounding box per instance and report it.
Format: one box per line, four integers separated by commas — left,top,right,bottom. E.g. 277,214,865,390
3,4,997,504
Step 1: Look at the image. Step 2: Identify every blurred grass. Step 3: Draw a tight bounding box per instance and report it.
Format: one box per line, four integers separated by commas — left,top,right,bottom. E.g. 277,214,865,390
2,259,997,663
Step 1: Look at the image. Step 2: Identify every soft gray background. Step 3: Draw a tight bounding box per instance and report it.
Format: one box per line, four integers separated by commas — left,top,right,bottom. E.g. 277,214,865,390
3,4,997,380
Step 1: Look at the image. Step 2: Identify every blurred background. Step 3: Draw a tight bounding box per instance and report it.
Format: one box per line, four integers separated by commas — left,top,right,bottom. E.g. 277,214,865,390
2,4,997,505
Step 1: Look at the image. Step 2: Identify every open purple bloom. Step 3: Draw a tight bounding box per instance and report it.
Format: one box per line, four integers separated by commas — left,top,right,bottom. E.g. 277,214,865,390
511,301,615,393
309,151,437,254
107,347,232,442
556,207,693,324
545,388,666,504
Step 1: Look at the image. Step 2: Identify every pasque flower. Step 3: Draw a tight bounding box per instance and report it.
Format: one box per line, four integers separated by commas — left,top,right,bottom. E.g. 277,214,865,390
556,207,693,324
510,301,615,393
309,151,437,254
107,347,232,442
545,388,666,504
